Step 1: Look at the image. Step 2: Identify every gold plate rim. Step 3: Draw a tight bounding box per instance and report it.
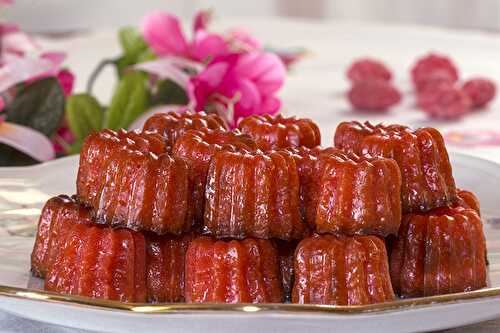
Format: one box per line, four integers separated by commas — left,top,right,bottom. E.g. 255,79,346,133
2,285,500,315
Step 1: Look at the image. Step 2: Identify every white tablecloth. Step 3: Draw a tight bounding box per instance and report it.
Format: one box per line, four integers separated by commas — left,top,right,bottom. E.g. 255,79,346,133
4,16,500,332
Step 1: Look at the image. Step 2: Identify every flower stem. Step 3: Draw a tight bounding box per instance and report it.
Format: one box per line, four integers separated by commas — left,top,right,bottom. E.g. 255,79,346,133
86,58,116,95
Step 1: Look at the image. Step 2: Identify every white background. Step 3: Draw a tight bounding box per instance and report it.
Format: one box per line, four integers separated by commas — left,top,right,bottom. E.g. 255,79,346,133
5,0,500,32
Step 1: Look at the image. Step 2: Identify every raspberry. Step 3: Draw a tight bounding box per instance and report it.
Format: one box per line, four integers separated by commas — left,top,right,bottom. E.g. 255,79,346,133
346,58,392,82
411,53,459,92
417,83,471,119
462,78,496,108
347,80,401,111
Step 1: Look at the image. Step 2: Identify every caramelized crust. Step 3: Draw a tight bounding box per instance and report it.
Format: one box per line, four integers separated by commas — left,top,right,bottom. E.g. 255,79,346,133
77,129,192,234
390,206,486,298
146,233,193,303
185,237,283,303
315,152,402,236
456,189,480,215
45,224,147,303
143,111,228,151
204,150,306,240
173,129,256,223
334,121,457,212
31,196,92,278
292,234,395,305
77,129,166,207
289,146,402,237
238,114,321,151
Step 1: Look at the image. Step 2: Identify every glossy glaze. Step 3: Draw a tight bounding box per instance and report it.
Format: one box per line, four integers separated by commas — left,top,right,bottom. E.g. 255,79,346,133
173,129,256,224
292,234,395,305
145,233,193,303
290,147,402,237
204,150,306,240
77,129,192,235
45,224,147,303
238,114,321,151
143,111,228,151
334,121,457,213
185,237,283,303
77,129,166,206
31,195,92,278
390,206,486,298
456,189,481,215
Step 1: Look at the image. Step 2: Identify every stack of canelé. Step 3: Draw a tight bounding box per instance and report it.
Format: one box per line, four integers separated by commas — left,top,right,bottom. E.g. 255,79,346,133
30,112,486,304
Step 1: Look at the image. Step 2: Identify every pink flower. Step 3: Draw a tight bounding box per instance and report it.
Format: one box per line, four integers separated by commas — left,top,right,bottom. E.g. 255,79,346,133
142,11,189,57
226,29,262,52
191,52,285,127
141,11,232,62
0,121,55,161
193,9,212,32
52,124,75,154
56,69,75,97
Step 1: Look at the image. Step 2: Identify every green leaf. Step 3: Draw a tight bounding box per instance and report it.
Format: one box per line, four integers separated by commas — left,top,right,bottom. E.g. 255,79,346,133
104,71,150,130
151,79,189,106
66,93,103,144
118,26,148,58
6,78,65,137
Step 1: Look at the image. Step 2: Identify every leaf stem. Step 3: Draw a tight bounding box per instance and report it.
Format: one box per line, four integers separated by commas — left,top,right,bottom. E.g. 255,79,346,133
86,58,116,95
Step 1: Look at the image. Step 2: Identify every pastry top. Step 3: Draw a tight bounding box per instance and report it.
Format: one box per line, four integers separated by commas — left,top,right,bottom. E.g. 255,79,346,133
88,128,166,155
335,121,425,153
77,129,166,203
238,114,321,151
173,128,256,160
143,111,228,150
456,189,481,215
334,121,457,212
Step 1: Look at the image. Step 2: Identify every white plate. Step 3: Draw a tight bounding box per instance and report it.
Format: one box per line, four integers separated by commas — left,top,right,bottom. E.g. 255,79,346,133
1,153,500,333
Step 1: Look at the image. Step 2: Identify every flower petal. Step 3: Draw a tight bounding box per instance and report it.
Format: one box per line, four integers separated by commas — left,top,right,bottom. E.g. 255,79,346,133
235,51,286,95
190,31,229,62
141,11,189,57
0,56,56,92
0,122,55,161
259,96,281,115
57,69,75,97
193,9,212,32
226,28,262,52
41,52,66,68
0,26,39,57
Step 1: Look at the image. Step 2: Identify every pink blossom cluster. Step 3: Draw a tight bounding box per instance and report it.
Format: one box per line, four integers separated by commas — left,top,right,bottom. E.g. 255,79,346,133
140,10,287,127
0,12,75,161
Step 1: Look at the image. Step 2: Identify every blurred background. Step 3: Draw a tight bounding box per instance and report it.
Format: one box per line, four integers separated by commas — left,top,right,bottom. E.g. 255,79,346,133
4,0,500,32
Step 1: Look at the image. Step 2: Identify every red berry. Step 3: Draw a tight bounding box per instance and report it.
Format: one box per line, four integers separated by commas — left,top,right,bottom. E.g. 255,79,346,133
417,83,471,120
411,53,459,92
462,78,496,108
347,58,392,83
347,80,401,111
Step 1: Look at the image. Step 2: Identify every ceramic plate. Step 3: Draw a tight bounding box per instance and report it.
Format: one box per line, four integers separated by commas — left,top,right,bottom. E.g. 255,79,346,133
0,153,500,333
